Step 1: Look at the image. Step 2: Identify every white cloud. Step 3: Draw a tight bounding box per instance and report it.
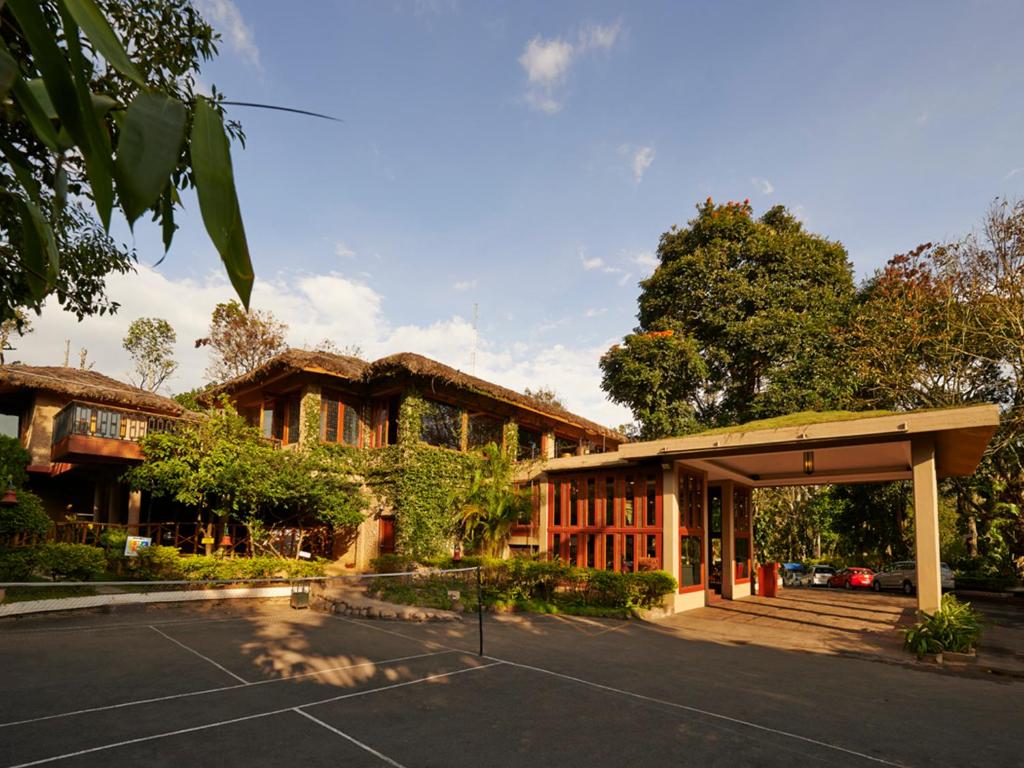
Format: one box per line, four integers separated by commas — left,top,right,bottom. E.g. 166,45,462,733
334,241,356,258
916,112,929,125
578,21,621,52
751,176,774,195
17,267,631,426
453,279,477,292
195,0,261,69
583,308,607,318
628,146,655,183
580,248,605,271
518,21,621,113
1006,167,1024,180
629,250,658,274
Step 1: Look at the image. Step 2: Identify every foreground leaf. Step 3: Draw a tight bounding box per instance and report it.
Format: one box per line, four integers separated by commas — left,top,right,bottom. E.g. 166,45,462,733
191,97,254,307
115,92,186,223
62,0,146,88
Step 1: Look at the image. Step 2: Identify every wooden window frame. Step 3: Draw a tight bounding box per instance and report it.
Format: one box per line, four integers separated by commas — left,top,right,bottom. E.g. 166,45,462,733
547,469,663,571
320,390,363,448
734,486,752,584
678,470,706,593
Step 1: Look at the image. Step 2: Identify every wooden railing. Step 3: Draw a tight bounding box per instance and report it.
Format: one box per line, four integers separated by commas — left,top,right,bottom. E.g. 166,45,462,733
51,401,182,447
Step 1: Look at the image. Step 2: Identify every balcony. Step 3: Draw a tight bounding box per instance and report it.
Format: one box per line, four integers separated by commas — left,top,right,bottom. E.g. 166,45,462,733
51,401,181,463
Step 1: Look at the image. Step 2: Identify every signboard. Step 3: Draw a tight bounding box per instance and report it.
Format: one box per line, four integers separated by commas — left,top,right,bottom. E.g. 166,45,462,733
201,536,215,545
124,536,152,557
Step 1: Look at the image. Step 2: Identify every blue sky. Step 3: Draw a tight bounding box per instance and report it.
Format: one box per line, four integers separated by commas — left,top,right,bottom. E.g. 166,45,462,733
20,0,1024,425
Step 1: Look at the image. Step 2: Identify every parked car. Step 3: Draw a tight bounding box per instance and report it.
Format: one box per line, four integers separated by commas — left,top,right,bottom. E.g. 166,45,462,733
780,563,805,586
800,564,836,587
826,567,875,590
872,561,956,594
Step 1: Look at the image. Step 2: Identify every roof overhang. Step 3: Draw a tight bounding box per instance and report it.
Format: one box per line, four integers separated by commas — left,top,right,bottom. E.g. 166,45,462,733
536,405,1001,487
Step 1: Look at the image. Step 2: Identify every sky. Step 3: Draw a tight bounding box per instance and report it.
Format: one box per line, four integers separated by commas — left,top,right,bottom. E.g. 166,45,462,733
13,0,1024,426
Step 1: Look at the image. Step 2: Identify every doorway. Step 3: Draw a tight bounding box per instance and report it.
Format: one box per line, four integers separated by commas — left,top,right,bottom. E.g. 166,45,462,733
707,486,723,599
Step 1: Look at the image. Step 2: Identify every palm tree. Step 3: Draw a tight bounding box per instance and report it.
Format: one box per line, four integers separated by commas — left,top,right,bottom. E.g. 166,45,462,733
460,443,532,557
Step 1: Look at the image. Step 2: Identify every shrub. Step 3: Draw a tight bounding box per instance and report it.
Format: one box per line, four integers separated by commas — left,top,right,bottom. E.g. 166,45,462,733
370,554,417,574
0,490,52,544
37,543,107,581
627,570,678,609
0,547,40,580
903,594,984,658
132,546,184,580
177,555,326,581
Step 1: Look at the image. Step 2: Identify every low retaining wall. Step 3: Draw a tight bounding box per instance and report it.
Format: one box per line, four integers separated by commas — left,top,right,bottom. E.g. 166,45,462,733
0,586,292,618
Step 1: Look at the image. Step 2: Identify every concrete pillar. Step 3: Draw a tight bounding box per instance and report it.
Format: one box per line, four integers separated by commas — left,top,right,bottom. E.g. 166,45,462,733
543,431,556,459
298,384,322,446
106,480,120,524
661,463,680,584
127,489,141,534
912,436,943,614
721,480,736,599
537,476,550,556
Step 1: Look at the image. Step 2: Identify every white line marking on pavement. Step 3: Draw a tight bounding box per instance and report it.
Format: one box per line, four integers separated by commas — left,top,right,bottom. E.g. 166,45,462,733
148,625,249,685
5,662,503,768
0,650,454,729
293,709,407,767
0,615,256,635
488,657,906,767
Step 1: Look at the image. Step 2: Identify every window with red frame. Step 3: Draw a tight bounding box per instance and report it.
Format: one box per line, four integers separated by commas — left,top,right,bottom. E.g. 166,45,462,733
547,469,662,572
678,470,705,591
321,391,361,447
734,486,752,581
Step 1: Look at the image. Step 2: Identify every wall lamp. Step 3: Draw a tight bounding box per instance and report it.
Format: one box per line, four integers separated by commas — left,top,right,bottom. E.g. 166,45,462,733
802,451,815,476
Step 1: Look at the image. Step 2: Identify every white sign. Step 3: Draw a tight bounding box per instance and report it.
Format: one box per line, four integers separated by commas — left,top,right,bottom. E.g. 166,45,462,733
124,536,152,557
297,550,312,560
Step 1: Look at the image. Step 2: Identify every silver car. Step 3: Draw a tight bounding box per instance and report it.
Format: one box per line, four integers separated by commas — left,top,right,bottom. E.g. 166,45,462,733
872,561,956,594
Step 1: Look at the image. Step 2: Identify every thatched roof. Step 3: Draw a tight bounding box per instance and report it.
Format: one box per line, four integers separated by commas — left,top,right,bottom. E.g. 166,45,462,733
200,349,369,401
0,365,188,415
204,348,624,440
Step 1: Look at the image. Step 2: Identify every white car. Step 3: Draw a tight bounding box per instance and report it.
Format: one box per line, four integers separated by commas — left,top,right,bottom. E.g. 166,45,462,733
798,564,835,587
872,561,956,594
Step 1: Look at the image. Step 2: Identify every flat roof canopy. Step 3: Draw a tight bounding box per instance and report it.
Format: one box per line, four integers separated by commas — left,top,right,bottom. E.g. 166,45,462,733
539,405,1001,487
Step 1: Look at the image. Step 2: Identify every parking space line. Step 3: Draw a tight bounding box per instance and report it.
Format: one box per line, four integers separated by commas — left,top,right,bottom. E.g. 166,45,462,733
293,709,407,767
148,625,250,685
4,662,503,767
486,656,906,767
0,649,455,729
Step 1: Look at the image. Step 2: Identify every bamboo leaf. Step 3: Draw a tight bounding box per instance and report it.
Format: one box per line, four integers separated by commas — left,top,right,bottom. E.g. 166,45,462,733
0,137,41,198
15,197,60,298
191,97,254,308
10,0,114,226
7,73,59,151
160,186,176,253
62,0,146,88
0,46,17,99
26,78,57,119
114,91,186,223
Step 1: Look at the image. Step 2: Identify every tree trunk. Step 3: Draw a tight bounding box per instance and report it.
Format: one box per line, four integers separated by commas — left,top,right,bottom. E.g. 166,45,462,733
966,514,978,558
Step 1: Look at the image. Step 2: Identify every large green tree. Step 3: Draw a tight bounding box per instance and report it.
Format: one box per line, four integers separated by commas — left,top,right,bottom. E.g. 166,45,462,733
1,0,252,325
123,316,177,391
601,199,857,437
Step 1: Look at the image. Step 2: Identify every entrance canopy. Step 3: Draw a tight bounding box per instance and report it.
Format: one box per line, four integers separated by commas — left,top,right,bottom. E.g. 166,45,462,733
540,405,1000,487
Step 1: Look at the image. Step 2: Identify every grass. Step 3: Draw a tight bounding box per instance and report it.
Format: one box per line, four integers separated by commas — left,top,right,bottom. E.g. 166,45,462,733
692,410,896,437
1,585,98,604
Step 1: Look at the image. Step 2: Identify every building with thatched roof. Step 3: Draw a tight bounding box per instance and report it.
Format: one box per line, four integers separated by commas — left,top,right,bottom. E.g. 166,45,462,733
0,364,188,532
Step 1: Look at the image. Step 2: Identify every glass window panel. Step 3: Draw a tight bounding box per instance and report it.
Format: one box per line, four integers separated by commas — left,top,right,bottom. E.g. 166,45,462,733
468,413,504,451
735,537,750,579
585,534,595,568
321,397,338,443
680,536,702,587
604,535,615,571
553,482,562,527
624,476,634,526
343,404,360,446
552,533,561,559
605,478,615,526
569,480,579,527
646,534,658,559
287,396,300,445
0,413,18,438
421,399,462,450
646,476,657,526
586,479,596,526
622,534,635,572
568,534,578,565
262,406,275,440
517,426,543,460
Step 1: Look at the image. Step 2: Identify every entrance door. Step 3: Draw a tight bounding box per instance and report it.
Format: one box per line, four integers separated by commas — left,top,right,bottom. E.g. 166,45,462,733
707,486,723,598
379,518,396,555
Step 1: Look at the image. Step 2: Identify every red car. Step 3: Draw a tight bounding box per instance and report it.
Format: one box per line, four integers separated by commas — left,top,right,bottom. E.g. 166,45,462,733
827,567,875,590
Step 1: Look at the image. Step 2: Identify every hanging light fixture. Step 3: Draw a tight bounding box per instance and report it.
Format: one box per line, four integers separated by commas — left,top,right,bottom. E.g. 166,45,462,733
802,451,815,476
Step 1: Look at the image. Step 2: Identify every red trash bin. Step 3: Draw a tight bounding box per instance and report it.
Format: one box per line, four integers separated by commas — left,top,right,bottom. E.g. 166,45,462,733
758,563,779,597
